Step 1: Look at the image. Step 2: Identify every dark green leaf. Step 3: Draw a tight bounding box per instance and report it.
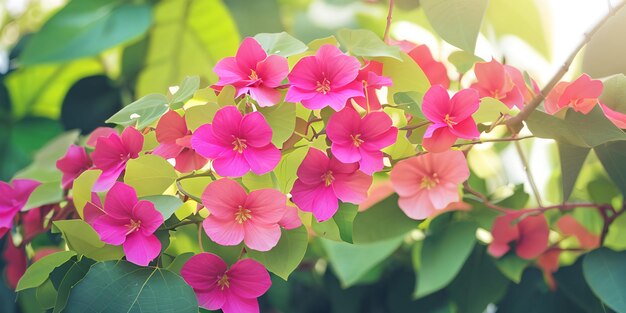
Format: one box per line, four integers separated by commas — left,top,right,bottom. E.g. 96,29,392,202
247,226,308,280
555,258,606,313
65,261,198,313
52,219,124,261
583,248,626,312
393,91,424,118
352,194,421,243
254,32,308,57
20,0,152,65
51,257,96,313
106,93,169,129
61,75,122,134
595,141,626,196
225,0,283,37
16,251,76,291
421,0,489,52
336,29,402,60
559,143,591,201
495,254,530,283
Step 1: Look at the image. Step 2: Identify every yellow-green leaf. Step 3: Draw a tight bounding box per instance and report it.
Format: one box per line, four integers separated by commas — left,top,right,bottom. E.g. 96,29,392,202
124,155,178,197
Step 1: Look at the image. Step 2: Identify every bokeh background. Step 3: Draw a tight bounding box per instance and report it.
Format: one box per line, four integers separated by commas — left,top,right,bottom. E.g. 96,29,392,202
1,0,625,312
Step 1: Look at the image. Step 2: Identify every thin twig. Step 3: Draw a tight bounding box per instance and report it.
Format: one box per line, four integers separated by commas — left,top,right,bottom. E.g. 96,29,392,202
510,132,544,207
198,223,205,253
383,0,394,42
451,135,535,148
505,0,626,127
463,181,509,213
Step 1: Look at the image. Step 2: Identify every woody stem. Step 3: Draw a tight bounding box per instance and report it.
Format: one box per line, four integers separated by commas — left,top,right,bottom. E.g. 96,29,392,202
383,0,394,42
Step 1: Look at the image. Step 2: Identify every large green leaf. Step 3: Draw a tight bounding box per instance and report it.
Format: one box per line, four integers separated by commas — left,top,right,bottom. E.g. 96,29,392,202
376,52,430,104
336,29,402,60
19,0,151,65
393,91,424,119
254,32,307,57
52,219,124,261
320,235,404,287
605,212,626,251
274,146,309,193
559,143,591,201
352,194,421,243
414,221,477,298
555,258,606,313
225,0,283,37
169,76,200,109
16,251,76,292
312,202,358,243
124,154,178,197
106,94,169,129
595,141,626,195
582,7,626,77
421,0,489,52
599,74,626,114
247,226,308,280
65,261,198,313
140,195,183,220
484,0,550,60
136,0,239,95
583,248,626,312
50,257,96,313
259,102,296,147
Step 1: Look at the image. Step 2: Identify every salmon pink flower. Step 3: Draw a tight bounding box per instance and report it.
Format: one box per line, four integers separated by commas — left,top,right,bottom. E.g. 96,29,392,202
600,103,626,129
290,148,372,221
326,106,398,174
153,110,208,173
201,178,286,251
91,127,143,192
393,40,450,89
0,179,40,238
3,236,26,289
390,150,469,219
56,145,92,189
86,127,117,147
422,85,480,153
181,253,271,313
213,37,289,107
544,74,603,115
279,205,302,230
537,248,561,290
286,44,364,111
83,182,164,266
556,215,599,249
470,59,527,109
351,61,392,111
488,211,549,260
191,106,281,178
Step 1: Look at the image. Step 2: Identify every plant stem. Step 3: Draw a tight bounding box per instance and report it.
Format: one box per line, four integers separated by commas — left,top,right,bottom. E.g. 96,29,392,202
383,0,394,42
462,181,509,213
511,135,544,207
451,135,535,148
505,1,626,127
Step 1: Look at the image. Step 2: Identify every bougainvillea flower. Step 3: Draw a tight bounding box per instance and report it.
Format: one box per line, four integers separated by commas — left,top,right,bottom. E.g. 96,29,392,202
351,61,393,111
600,103,626,129
153,110,208,173
290,148,372,221
86,127,117,147
3,236,26,289
556,215,599,249
422,85,480,153
488,211,549,260
22,204,56,239
537,248,561,290
326,106,398,174
285,44,364,111
56,145,92,189
406,44,450,89
213,37,289,107
191,106,281,178
91,127,143,192
202,178,286,251
544,74,603,115
0,179,40,238
470,59,525,109
279,205,302,230
390,150,469,219
181,253,271,313
84,182,163,266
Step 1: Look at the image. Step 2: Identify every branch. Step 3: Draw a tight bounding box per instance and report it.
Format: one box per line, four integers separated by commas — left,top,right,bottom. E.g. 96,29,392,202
452,135,535,148
505,1,626,127
383,0,394,42
463,181,509,213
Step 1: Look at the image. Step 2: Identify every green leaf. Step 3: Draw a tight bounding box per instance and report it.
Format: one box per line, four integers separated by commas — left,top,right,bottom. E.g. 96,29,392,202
312,203,358,243
124,154,178,197
165,252,194,275
582,8,626,77
415,220,477,298
16,251,76,291
106,94,169,129
53,219,124,261
600,74,626,114
448,51,483,73
526,106,626,148
555,258,606,313
259,102,296,147
19,0,151,65
247,226,308,280
583,248,626,313
393,91,424,118
595,141,626,196
184,102,220,131
136,0,239,95
484,0,550,60
321,235,404,287
421,0,489,52
35,279,57,309
140,195,183,220
254,32,308,57
51,257,96,313
376,52,430,104
336,29,402,60
225,0,283,37
473,97,514,124
495,254,530,284
274,146,309,193
559,143,591,201
605,212,626,251
352,194,421,243
72,169,101,219
449,246,509,313
170,76,200,109
65,261,198,313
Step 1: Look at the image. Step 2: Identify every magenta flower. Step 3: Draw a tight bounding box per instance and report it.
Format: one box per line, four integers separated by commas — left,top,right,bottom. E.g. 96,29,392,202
326,106,398,175
290,148,372,221
351,61,393,111
91,127,143,192
202,178,286,251
422,85,480,153
153,110,208,173
285,44,364,111
56,145,92,189
191,106,281,178
181,253,271,313
83,182,163,266
213,37,289,107
0,179,40,238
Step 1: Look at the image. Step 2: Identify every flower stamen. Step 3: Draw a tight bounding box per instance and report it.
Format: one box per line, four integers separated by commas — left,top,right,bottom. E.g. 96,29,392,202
315,78,331,94
321,170,335,187
235,205,252,224
351,134,364,147
232,137,247,153
217,274,230,290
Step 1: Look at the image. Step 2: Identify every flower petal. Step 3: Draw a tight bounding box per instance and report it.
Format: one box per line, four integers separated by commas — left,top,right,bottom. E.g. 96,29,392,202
123,232,161,266
243,222,281,251
191,124,230,159
203,216,245,246
212,150,251,178
290,180,338,222
245,189,287,224
450,88,479,120
228,258,272,298
244,145,281,175
240,112,273,147
422,85,450,122
296,148,329,185
332,171,372,204
422,127,457,153
235,37,267,71
156,110,188,144
202,178,247,218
